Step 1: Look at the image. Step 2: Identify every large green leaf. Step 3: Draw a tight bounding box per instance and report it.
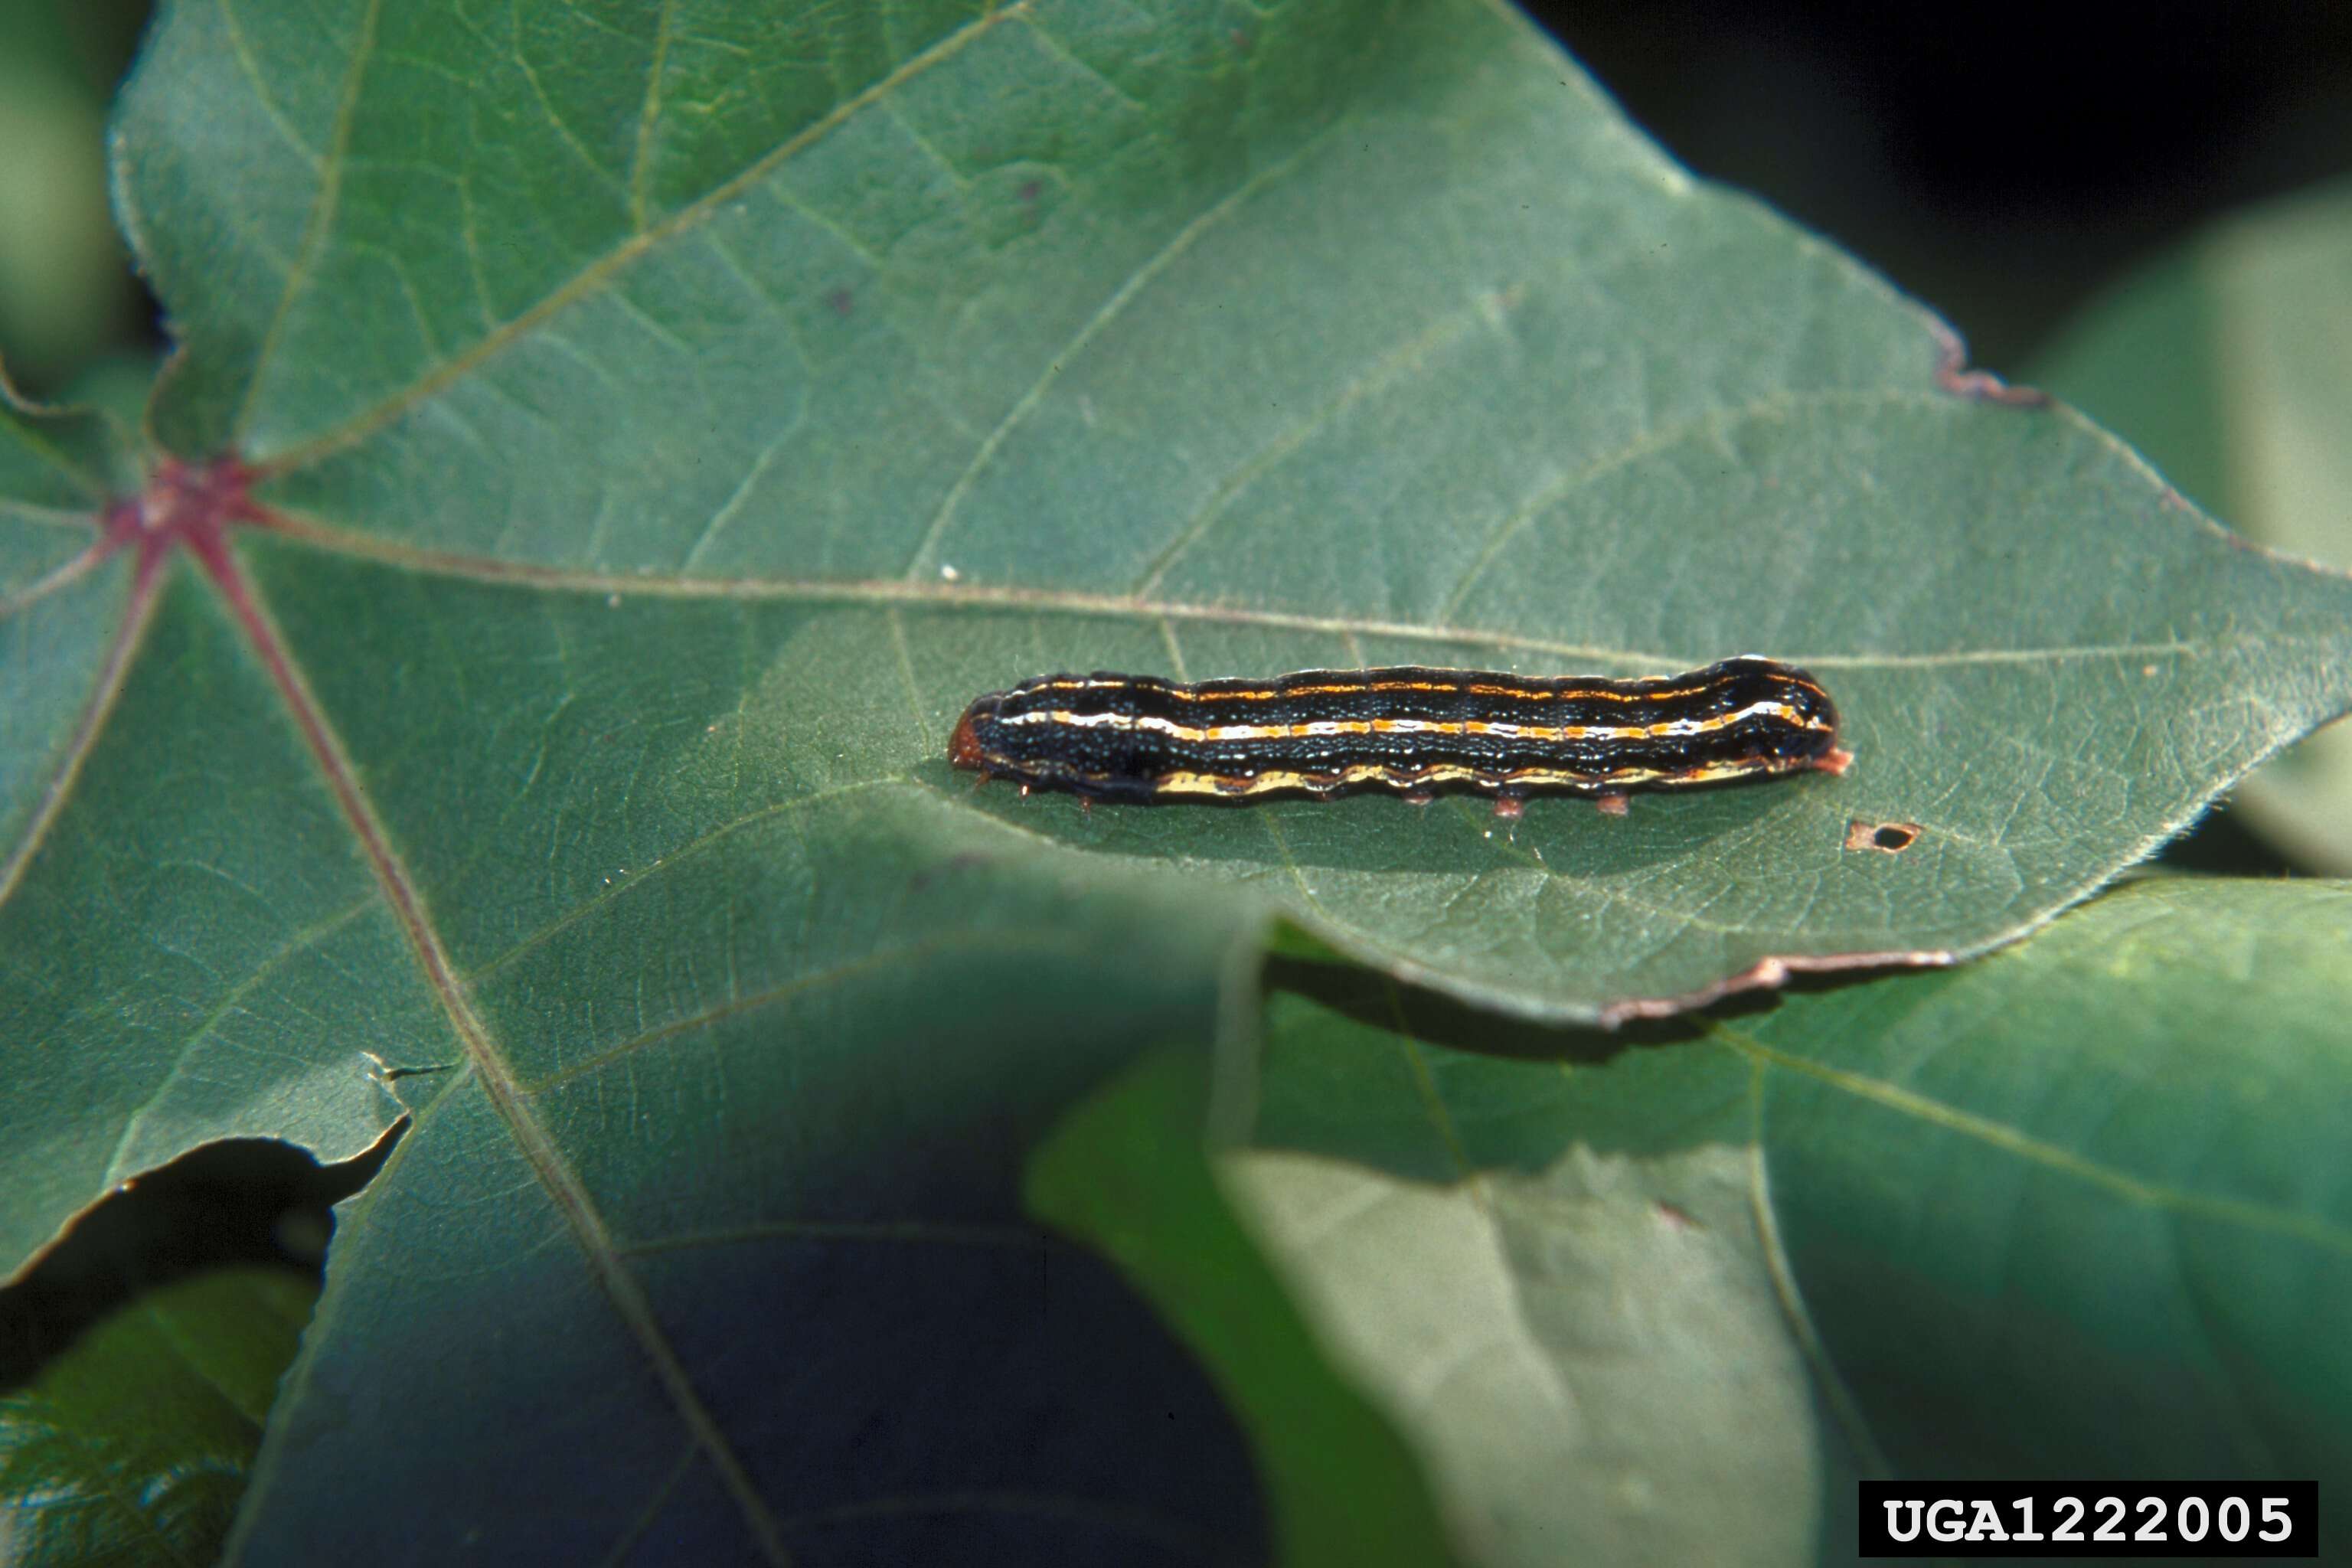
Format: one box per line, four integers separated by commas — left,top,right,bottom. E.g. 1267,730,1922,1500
1130,875,2347,1564
3,0,2348,1560
109,0,2352,1025
2030,178,2352,871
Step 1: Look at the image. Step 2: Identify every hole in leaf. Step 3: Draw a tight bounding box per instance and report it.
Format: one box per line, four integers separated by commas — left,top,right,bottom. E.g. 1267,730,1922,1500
1,1120,403,1387
1845,818,1922,854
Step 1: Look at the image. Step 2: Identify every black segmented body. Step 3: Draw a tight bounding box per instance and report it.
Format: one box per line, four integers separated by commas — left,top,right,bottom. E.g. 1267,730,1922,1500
947,656,1846,805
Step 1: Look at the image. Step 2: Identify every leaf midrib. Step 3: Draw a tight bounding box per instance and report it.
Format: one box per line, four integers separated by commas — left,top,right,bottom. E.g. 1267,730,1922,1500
249,508,2249,674
198,534,797,1563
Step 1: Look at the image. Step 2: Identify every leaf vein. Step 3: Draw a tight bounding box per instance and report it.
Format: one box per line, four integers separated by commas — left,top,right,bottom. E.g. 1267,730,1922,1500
211,544,795,1564
1722,1028,2352,1256
0,558,162,918
901,111,1352,580
629,0,683,231
253,511,2285,679
254,0,1037,474
232,0,384,449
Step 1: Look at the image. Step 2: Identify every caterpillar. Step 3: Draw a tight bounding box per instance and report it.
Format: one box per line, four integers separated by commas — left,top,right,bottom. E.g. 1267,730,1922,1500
948,656,1848,817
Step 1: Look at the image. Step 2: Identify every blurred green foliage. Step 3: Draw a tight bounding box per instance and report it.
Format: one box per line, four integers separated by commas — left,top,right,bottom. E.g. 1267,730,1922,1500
0,0,150,394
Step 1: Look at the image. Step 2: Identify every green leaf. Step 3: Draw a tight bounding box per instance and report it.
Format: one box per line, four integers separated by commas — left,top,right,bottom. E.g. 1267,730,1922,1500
0,1266,317,1568
2031,178,2352,871
1229,1142,1832,1568
0,4,136,393
108,0,2352,1024
1047,1033,1841,1568
6,0,2350,1560
1223,876,2352,1561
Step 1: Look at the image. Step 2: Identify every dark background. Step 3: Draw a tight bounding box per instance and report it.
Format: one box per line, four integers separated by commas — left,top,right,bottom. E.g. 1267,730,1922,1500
4,0,2342,1364
1543,1,2352,372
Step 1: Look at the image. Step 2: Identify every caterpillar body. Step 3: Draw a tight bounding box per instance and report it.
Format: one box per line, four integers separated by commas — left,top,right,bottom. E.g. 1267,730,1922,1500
948,656,1848,815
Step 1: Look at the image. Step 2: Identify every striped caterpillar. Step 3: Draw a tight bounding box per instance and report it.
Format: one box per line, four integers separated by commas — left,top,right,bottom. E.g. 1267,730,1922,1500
949,656,1848,817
